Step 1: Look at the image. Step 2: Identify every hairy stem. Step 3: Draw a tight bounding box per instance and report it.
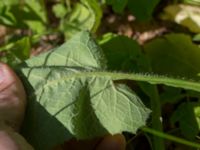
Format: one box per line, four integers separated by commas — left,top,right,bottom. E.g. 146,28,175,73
38,71,200,92
142,127,200,148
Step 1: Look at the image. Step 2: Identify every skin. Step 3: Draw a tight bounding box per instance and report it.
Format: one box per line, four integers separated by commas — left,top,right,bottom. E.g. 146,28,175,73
0,62,126,150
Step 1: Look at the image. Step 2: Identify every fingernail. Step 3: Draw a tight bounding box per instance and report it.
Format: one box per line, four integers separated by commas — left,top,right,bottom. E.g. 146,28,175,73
0,63,5,83
96,134,126,150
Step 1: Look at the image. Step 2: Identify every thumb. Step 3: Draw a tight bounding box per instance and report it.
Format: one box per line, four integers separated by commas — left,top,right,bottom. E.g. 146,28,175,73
0,63,34,150
0,62,26,130
96,134,126,150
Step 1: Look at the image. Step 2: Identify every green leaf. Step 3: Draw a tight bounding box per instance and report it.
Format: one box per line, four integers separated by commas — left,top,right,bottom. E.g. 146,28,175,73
0,51,21,67
99,33,150,72
127,0,160,21
0,0,47,33
52,3,68,18
60,0,102,39
144,34,200,79
23,0,47,33
160,86,184,104
106,0,128,13
0,36,31,66
11,37,31,60
16,31,200,150
161,4,200,33
18,31,151,149
171,102,200,139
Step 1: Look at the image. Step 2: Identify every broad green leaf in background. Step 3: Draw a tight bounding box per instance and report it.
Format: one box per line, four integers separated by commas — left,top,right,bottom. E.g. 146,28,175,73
161,4,200,33
144,34,200,79
99,33,150,72
127,0,160,21
187,90,200,98
106,0,128,13
60,0,102,39
171,102,200,139
18,31,151,150
160,86,184,104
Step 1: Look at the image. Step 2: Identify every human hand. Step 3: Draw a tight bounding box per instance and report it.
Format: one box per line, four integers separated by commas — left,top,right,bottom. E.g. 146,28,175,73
0,62,33,150
0,63,126,150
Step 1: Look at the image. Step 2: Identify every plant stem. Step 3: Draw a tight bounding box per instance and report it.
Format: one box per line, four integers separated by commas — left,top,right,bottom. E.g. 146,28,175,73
41,0,49,25
67,71,200,93
150,86,165,150
142,127,200,148
66,0,71,11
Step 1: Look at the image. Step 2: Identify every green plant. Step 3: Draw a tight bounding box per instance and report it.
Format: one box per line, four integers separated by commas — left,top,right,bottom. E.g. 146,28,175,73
16,31,200,150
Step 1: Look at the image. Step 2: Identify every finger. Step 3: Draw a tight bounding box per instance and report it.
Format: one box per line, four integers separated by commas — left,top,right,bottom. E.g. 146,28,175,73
96,134,126,150
0,62,26,131
0,63,33,149
0,130,18,150
0,127,34,150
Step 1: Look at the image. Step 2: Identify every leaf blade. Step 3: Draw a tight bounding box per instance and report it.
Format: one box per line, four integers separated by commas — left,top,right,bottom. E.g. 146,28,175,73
18,31,151,150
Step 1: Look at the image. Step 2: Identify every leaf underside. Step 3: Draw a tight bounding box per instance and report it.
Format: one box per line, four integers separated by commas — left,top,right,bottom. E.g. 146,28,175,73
18,31,200,150
18,31,151,150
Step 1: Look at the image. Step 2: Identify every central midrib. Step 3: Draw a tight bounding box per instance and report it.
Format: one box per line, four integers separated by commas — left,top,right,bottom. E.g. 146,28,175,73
32,71,200,97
